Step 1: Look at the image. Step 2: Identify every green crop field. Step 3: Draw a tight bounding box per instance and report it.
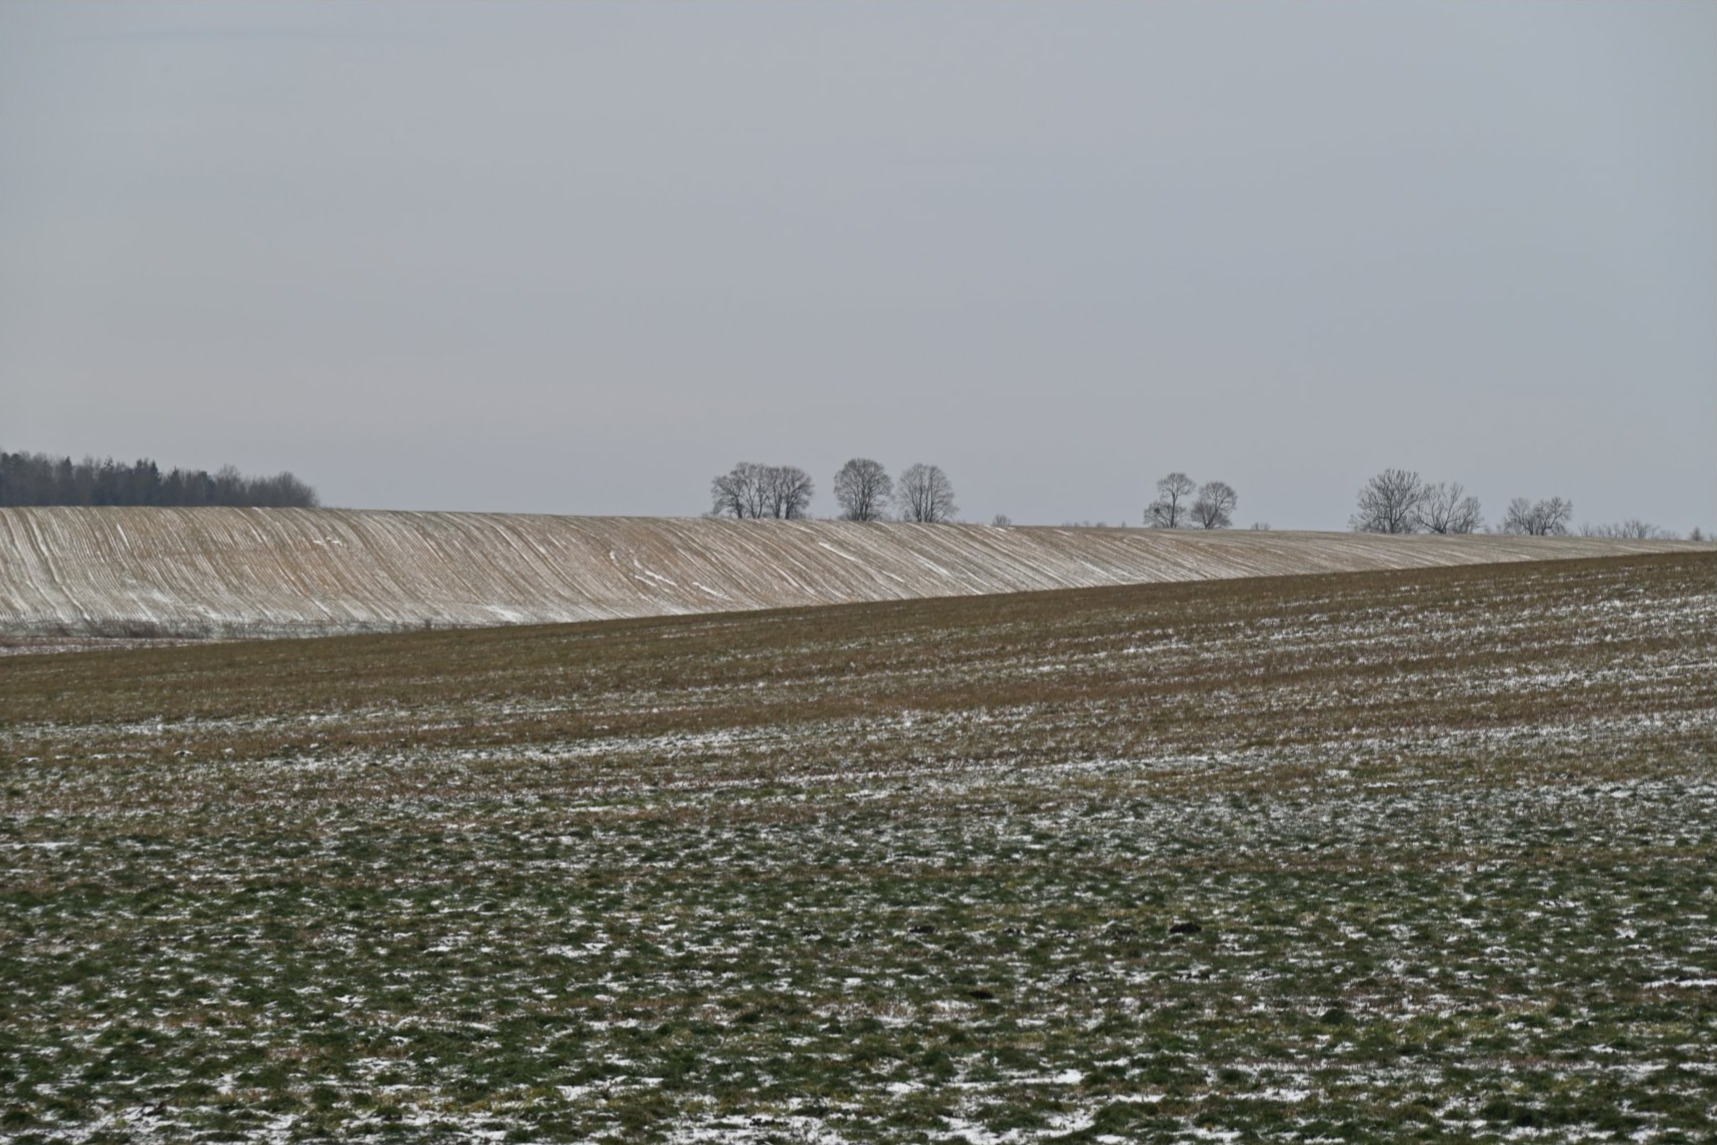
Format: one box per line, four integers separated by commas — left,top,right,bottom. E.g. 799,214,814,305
3,552,1714,1142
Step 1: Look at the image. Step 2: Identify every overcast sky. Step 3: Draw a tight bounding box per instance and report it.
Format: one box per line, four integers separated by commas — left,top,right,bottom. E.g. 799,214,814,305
3,1,1712,530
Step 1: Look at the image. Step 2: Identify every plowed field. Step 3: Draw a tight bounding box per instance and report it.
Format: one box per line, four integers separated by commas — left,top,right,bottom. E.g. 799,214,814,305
2,552,1714,1142
0,507,1695,646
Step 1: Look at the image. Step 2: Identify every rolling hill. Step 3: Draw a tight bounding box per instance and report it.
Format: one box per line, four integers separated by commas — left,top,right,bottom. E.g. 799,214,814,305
0,505,1695,642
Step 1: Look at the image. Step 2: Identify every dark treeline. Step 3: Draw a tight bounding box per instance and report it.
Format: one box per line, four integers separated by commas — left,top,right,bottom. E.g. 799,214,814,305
0,452,319,508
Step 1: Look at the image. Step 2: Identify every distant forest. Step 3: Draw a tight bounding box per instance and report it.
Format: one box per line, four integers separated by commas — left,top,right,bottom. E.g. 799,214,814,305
0,451,319,508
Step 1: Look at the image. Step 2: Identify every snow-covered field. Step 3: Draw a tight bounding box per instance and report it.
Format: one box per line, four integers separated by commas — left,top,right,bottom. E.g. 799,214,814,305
2,552,1714,1142
0,506,1697,643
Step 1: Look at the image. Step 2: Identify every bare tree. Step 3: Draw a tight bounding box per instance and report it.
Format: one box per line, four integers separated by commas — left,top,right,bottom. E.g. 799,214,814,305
710,462,767,518
1531,497,1572,536
760,465,815,519
1416,482,1483,534
1351,469,1426,534
896,463,957,523
832,458,893,521
1500,498,1533,534
1146,472,1196,528
1500,496,1573,536
1190,480,1237,529
990,513,1012,527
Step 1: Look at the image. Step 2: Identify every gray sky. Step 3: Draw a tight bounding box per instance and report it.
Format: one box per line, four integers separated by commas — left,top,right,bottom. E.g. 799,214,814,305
3,1,1713,531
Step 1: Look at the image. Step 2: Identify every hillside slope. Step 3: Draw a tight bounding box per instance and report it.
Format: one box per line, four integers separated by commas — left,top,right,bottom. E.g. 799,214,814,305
0,506,1695,640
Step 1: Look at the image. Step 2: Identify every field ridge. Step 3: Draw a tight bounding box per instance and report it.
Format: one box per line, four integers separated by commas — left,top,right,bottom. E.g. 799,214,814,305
0,506,1697,643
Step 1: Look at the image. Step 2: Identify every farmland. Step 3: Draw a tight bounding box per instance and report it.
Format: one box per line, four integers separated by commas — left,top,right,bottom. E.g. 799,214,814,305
2,551,1715,1142
0,507,1696,647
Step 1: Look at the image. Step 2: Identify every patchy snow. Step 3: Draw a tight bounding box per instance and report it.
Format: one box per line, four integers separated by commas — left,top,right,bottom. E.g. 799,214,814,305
3,550,1712,1143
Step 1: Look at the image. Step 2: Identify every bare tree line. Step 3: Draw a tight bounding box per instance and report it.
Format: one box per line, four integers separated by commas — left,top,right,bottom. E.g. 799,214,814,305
1498,496,1573,536
1579,520,1680,540
1349,469,1579,535
2,448,1702,538
0,451,319,508
711,459,958,523
709,462,816,519
708,457,1708,539
1350,469,1704,539
1145,468,1700,539
1349,469,1482,534
1145,472,1238,529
